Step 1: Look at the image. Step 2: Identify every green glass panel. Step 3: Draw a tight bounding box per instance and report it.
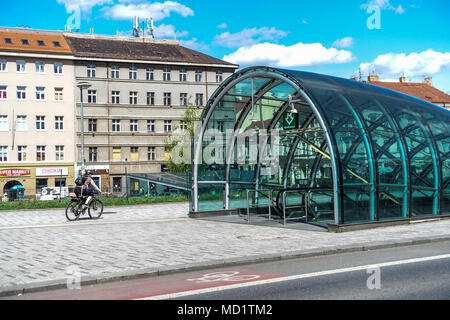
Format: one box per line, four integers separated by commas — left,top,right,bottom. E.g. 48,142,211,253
441,192,450,215
308,189,334,224
378,186,406,220
411,189,436,217
198,184,224,211
342,185,372,223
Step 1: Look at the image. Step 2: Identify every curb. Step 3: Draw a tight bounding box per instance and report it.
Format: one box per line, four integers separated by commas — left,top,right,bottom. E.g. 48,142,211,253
2,234,450,298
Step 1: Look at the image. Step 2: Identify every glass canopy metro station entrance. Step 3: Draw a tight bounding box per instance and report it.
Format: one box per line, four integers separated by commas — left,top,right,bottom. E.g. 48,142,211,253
190,67,450,228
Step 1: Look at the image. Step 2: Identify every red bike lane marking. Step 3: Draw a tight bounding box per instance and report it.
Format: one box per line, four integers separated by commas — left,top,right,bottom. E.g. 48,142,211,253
17,268,284,300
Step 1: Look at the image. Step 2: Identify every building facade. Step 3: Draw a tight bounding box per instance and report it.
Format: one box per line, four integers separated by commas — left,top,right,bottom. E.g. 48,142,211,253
0,28,76,199
65,33,238,195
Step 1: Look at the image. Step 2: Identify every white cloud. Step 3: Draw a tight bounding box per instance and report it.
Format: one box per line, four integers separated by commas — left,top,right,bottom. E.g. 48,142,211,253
358,50,450,78
103,1,194,21
57,0,112,12
332,37,354,49
153,24,188,38
361,0,406,14
214,27,288,48
223,42,355,68
180,38,209,51
216,23,228,29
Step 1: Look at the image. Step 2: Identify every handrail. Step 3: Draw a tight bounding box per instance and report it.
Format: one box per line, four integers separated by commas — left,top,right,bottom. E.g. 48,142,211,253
246,189,272,224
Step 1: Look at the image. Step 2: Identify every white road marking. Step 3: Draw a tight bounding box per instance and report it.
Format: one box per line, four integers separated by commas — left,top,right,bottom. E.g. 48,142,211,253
139,253,450,300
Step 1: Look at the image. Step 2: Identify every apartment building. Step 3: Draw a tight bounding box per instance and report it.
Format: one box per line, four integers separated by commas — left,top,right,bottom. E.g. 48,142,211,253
65,33,238,194
0,28,76,199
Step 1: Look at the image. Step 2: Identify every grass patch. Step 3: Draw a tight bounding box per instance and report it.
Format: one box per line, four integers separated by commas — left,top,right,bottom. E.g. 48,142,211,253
0,194,189,211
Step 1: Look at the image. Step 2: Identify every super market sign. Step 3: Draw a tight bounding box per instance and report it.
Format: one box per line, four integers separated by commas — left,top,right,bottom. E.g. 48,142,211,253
0,169,31,177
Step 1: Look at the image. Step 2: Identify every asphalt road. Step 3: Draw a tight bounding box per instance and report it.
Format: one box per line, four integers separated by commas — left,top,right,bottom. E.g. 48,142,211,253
6,239,450,301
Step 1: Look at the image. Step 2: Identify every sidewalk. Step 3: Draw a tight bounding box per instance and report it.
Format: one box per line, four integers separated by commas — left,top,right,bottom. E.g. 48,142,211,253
1,202,450,297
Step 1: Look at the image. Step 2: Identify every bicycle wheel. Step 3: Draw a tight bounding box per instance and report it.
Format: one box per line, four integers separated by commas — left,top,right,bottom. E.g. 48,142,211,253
66,200,81,221
88,199,103,219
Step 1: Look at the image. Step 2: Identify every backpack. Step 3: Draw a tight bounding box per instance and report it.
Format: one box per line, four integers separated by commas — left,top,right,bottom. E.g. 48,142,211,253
75,176,86,186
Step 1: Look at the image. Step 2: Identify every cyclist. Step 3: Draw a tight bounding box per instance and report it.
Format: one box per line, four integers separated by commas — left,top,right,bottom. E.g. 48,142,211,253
75,170,102,205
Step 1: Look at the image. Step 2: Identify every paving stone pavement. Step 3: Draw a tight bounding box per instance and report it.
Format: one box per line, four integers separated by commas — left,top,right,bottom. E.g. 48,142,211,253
1,202,450,296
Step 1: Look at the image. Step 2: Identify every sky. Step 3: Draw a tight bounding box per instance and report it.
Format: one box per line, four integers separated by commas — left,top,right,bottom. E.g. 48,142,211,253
2,0,450,93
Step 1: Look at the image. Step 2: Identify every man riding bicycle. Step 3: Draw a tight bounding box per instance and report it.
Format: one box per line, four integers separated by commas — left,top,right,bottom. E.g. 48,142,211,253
74,170,102,205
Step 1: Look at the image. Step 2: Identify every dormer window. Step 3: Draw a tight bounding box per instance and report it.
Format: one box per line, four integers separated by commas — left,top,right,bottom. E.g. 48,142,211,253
21,39,29,45
37,40,45,46
53,41,61,47
4,38,12,44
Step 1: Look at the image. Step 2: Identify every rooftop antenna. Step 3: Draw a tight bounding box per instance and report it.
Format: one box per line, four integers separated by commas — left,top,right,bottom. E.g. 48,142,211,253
133,16,141,37
146,18,155,39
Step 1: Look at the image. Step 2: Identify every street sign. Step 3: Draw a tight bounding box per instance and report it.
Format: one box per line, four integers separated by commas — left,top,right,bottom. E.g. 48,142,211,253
283,112,298,130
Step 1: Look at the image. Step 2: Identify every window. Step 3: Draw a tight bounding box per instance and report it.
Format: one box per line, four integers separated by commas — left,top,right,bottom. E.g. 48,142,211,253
148,147,156,161
4,38,12,44
179,69,187,82
180,93,187,106
130,147,139,161
54,62,63,74
216,71,223,83
54,88,64,101
18,146,27,161
195,70,202,82
0,146,7,162
163,68,171,81
55,146,64,161
0,86,6,99
17,116,27,131
35,61,45,73
0,59,6,72
89,147,98,162
21,39,29,45
36,116,45,130
88,119,97,132
55,116,64,130
129,91,138,105
130,120,138,132
147,120,155,133
36,179,48,194
146,68,154,81
113,177,122,193
16,60,26,73
87,90,97,103
180,120,188,132
36,87,45,100
113,147,121,161
0,116,7,131
87,65,96,78
129,66,137,80
112,91,120,104
17,86,26,100
37,40,45,46
196,93,204,107
53,41,61,47
111,66,120,79
164,120,172,132
147,92,155,105
55,178,66,188
112,120,121,132
164,92,171,106
217,120,225,133
36,146,46,161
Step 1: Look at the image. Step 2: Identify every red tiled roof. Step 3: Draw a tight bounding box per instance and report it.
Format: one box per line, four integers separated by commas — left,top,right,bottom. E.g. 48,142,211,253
0,30,72,55
366,81,450,104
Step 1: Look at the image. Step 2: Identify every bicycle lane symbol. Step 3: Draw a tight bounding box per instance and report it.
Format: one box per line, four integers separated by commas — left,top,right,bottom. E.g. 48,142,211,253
187,271,261,284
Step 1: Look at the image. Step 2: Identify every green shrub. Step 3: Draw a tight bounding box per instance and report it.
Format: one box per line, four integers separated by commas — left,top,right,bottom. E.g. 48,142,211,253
0,195,188,211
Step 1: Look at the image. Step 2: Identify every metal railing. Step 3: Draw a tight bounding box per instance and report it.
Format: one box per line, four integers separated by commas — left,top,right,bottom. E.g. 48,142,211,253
246,189,272,224
281,189,308,226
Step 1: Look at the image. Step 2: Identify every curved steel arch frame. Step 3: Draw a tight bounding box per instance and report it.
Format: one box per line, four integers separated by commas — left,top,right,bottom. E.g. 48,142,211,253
192,67,341,222
192,66,450,224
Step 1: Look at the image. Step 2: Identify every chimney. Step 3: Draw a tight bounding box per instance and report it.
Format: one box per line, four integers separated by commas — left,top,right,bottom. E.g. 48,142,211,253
424,77,433,86
399,76,407,83
368,75,379,82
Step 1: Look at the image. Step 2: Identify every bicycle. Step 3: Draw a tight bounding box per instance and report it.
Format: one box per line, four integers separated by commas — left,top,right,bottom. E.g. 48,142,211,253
65,193,104,221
